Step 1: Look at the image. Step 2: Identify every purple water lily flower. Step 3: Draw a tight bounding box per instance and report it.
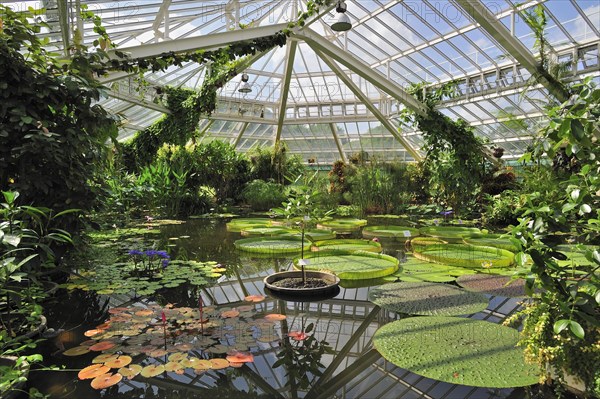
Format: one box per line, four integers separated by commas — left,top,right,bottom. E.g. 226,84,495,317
440,210,453,216
128,249,143,256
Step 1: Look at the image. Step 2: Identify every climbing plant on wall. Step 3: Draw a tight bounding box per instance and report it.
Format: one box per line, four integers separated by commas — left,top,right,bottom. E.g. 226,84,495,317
0,6,118,220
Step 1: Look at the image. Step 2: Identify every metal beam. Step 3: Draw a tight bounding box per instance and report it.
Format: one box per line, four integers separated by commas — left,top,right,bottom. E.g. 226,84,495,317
106,92,171,114
455,0,570,102
274,41,298,146
233,122,250,148
152,0,172,40
295,29,428,117
329,123,348,163
315,49,422,160
109,23,290,59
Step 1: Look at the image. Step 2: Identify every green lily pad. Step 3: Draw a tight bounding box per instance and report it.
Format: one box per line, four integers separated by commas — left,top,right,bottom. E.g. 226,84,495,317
457,274,528,297
463,234,519,252
395,259,458,283
234,237,309,254
281,230,337,241
240,227,293,237
299,251,399,280
226,218,272,232
413,244,515,269
420,226,482,243
369,281,488,316
317,218,367,232
362,226,420,242
311,239,382,253
373,316,538,388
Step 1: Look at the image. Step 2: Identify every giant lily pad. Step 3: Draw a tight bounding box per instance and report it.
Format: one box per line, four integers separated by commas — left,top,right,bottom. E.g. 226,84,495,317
226,218,272,232
394,259,459,283
281,230,336,241
234,237,309,254
317,218,367,232
420,226,482,243
311,239,382,253
299,251,398,280
409,236,447,252
362,226,420,242
413,244,515,269
369,281,488,316
373,316,538,388
457,274,527,297
463,234,518,252
240,227,293,237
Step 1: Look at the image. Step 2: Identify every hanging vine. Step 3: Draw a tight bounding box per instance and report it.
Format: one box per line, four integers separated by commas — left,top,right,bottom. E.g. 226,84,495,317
400,82,487,211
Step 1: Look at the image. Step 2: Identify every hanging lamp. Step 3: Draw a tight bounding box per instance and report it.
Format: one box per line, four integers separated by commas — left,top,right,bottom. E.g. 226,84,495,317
330,1,352,32
238,73,252,93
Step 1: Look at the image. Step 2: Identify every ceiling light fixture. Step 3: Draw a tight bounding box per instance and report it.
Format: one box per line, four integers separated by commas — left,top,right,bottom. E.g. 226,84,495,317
330,1,352,32
238,73,252,93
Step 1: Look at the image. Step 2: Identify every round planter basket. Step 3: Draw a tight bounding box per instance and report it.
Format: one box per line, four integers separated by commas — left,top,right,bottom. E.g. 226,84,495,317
263,270,340,300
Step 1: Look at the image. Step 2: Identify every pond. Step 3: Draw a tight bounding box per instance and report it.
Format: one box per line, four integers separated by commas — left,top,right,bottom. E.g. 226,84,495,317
30,219,524,399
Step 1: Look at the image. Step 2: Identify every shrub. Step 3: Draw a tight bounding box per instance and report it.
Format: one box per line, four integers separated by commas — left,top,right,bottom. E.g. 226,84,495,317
242,180,286,211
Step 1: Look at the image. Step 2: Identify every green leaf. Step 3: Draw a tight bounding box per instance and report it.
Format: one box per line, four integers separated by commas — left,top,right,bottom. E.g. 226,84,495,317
571,119,585,141
569,321,585,339
553,319,570,334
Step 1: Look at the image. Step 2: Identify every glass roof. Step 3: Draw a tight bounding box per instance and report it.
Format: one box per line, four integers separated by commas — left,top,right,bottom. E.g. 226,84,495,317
18,0,600,162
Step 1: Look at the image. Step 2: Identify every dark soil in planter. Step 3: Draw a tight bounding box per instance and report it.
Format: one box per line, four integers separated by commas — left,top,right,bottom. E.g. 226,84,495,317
270,277,331,289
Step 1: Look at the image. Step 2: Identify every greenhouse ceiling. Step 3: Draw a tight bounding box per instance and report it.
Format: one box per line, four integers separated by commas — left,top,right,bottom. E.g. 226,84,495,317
11,0,600,164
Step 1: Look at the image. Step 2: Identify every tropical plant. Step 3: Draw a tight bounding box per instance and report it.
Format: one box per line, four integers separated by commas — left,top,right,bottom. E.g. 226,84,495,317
399,82,488,213
272,173,333,284
241,180,287,211
504,78,600,397
373,316,538,388
0,6,118,223
247,144,305,185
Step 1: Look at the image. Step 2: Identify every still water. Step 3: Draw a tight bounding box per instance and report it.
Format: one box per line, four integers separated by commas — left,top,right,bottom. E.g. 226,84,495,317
29,219,517,399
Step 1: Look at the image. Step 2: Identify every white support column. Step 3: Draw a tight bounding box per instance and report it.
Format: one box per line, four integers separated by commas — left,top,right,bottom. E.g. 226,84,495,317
274,41,298,147
295,29,428,116
455,0,569,102
152,0,172,41
329,123,348,163
111,23,290,59
314,49,422,161
233,122,250,148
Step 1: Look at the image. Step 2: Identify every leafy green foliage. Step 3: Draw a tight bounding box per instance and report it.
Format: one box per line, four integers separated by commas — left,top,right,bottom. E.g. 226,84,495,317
373,316,538,388
311,239,382,253
241,180,287,211
400,82,487,212
506,78,600,396
0,6,118,219
122,87,201,169
369,281,488,316
247,144,306,185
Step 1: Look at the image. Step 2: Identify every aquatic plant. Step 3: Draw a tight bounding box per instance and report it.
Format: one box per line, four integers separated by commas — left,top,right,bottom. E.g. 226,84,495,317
373,316,538,388
369,281,489,316
298,251,398,280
